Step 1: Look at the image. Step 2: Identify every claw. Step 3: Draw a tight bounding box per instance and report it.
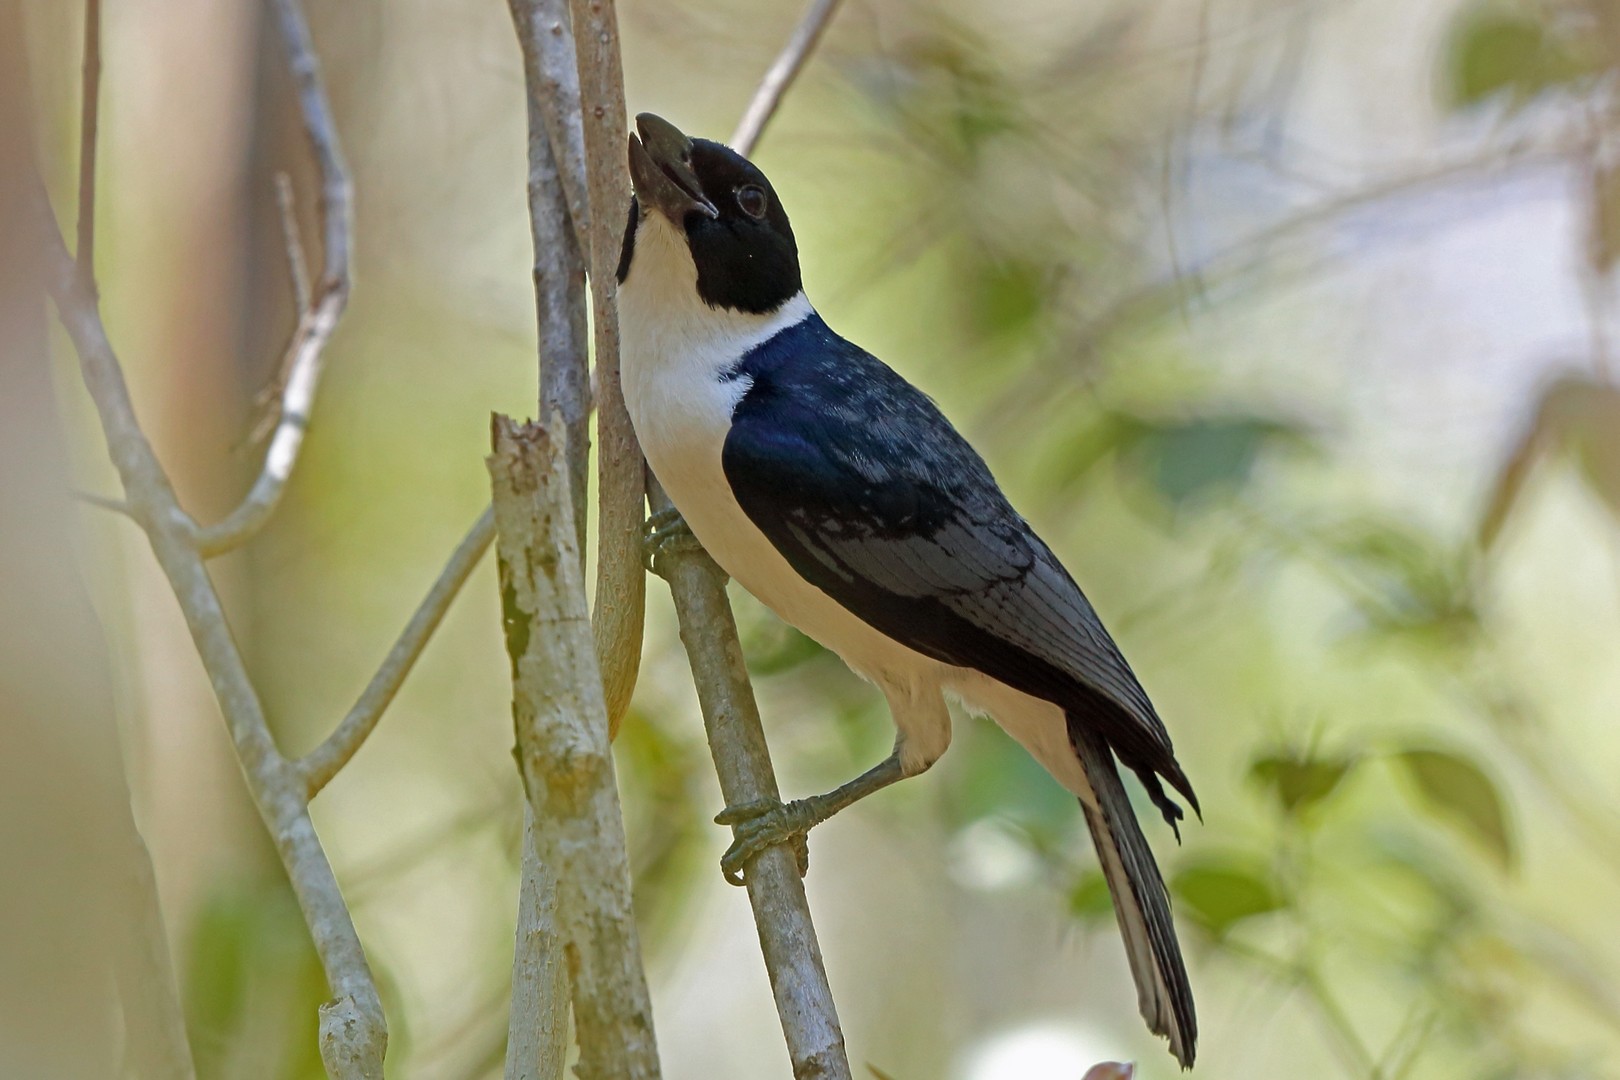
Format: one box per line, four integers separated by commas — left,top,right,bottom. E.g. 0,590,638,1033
640,508,705,576
715,797,813,886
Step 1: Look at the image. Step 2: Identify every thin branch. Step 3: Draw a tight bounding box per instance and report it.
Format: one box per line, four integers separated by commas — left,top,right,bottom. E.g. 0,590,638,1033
74,489,135,518
299,505,496,798
488,417,661,1080
38,0,385,1067
504,6,595,1074
567,0,645,739
38,211,386,1079
505,810,569,1080
275,171,311,313
729,0,843,157
648,480,852,1079
192,0,353,557
509,0,592,542
75,0,101,292
513,0,592,242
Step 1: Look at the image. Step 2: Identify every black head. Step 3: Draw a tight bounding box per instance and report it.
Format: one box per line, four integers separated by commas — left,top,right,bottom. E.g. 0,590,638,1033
622,113,801,314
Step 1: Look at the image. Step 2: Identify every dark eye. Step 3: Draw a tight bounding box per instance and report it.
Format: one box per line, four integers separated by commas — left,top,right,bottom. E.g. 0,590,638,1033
736,184,768,218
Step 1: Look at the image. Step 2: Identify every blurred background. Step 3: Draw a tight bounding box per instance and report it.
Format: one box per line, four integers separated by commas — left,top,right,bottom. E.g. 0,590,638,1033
11,0,1620,1075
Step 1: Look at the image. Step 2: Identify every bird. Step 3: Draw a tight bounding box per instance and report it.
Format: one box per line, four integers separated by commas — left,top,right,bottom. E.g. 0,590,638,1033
618,112,1199,1068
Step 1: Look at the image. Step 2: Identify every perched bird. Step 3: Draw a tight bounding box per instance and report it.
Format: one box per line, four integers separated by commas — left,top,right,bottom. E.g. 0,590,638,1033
619,113,1199,1067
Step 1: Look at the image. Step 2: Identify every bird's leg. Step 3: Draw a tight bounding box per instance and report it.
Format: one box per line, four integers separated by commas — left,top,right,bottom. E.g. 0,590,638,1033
715,754,906,886
640,505,706,576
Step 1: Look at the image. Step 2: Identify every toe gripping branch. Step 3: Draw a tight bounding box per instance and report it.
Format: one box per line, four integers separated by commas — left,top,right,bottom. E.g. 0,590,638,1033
641,506,707,578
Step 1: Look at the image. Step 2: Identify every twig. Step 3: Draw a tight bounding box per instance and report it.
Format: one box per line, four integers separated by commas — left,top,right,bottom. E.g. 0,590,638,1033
75,0,101,293
508,0,592,541
299,505,496,798
567,0,645,738
193,0,353,558
38,214,386,1079
275,171,311,313
729,0,844,157
513,0,592,241
488,417,661,1080
74,489,135,518
648,480,852,1079
505,810,569,1080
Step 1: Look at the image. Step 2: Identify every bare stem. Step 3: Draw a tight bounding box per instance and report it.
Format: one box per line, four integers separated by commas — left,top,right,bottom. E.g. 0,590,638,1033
193,0,354,557
729,0,844,157
505,810,569,1080
75,0,101,292
299,505,496,798
567,0,645,738
648,480,852,1079
39,218,386,1078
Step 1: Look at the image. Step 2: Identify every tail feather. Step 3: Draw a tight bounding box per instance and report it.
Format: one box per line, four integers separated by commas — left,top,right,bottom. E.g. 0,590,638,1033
1071,723,1197,1068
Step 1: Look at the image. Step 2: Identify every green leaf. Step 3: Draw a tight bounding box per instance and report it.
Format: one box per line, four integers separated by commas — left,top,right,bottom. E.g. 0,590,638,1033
1171,858,1286,937
970,255,1048,338
948,719,1080,837
1395,748,1515,869
1114,413,1308,511
1069,870,1114,922
1445,6,1595,111
1250,752,1357,816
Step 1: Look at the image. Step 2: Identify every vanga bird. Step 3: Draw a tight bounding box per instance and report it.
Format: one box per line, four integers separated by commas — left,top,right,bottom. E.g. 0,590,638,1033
618,113,1199,1067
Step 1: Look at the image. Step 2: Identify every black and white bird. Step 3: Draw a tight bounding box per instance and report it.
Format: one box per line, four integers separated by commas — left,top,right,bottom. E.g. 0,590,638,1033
619,113,1199,1067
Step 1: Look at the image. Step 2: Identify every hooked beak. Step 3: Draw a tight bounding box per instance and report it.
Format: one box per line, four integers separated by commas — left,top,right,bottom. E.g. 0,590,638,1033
627,113,719,224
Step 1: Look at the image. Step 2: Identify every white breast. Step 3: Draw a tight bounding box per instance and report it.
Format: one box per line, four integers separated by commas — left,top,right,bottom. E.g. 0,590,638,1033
618,214,927,688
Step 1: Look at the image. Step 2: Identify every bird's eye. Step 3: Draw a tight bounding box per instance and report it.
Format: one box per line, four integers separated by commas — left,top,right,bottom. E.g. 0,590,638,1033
736,184,768,219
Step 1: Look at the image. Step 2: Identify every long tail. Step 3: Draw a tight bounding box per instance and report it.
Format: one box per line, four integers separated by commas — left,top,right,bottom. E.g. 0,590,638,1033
1070,722,1197,1068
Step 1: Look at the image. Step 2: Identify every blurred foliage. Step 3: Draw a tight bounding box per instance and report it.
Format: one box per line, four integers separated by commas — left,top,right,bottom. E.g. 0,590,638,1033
43,0,1620,1075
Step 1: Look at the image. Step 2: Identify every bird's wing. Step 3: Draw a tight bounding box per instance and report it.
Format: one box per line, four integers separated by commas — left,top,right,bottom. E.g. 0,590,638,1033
720,339,1192,810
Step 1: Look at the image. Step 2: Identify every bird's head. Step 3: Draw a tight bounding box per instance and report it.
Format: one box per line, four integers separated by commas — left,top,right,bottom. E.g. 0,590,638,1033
619,113,801,315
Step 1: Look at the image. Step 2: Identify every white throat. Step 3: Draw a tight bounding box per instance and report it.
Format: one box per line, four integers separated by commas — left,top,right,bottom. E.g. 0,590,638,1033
618,209,813,397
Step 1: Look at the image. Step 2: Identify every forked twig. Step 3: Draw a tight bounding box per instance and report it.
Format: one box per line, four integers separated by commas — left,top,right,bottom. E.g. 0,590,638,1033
193,0,353,557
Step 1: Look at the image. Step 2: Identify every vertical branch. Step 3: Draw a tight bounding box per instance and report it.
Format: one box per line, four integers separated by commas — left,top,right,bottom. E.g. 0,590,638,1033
504,810,569,1080
648,481,853,1079
75,0,101,291
503,3,596,1073
509,0,591,545
567,0,644,738
488,418,660,1080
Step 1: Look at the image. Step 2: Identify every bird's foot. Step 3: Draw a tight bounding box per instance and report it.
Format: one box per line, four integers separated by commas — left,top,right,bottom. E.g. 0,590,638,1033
714,797,814,886
641,507,705,577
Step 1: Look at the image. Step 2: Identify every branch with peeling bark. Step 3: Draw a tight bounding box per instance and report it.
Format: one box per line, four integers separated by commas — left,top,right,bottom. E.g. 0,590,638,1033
489,418,661,1080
